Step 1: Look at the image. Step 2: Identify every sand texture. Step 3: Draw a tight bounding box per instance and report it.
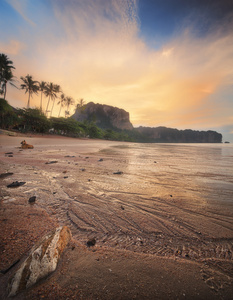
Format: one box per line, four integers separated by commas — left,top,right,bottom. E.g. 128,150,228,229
0,134,233,299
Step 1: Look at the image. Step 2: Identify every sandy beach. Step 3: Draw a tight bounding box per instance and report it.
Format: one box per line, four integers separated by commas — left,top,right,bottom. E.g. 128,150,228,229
0,134,232,299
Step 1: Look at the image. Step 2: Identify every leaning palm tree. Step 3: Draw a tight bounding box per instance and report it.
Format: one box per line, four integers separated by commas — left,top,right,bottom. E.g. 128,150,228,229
38,81,47,111
50,84,61,117
65,96,74,118
58,93,66,117
20,75,39,108
44,82,57,116
2,69,15,100
0,53,15,99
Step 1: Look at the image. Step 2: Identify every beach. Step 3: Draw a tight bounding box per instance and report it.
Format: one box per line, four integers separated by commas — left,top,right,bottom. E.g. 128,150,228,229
0,134,233,299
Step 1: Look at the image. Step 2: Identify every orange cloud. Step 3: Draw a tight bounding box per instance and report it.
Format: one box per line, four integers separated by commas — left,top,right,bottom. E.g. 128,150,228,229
4,0,233,131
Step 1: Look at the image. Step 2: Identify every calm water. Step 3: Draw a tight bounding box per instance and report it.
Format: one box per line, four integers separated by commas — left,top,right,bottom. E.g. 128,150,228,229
123,143,233,206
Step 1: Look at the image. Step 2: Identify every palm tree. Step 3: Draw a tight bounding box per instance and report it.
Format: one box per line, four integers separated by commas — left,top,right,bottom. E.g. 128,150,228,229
50,84,61,117
44,82,57,116
38,81,47,111
65,96,74,118
58,93,66,117
20,75,39,108
0,53,15,99
76,98,85,112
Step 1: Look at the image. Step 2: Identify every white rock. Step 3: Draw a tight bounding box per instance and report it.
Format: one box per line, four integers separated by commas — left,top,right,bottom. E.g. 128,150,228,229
8,226,71,297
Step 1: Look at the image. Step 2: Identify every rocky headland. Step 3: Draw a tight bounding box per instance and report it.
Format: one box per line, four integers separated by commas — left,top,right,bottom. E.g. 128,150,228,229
72,102,222,143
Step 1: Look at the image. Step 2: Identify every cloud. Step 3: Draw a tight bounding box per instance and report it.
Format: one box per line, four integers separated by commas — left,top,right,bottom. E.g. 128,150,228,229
5,0,36,26
0,40,25,55
4,0,233,135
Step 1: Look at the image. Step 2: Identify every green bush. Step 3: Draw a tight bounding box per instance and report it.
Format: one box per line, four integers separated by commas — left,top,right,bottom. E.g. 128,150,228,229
18,108,51,133
0,98,18,129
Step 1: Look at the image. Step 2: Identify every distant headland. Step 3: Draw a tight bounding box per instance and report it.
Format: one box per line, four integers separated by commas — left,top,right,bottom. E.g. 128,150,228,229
72,102,222,143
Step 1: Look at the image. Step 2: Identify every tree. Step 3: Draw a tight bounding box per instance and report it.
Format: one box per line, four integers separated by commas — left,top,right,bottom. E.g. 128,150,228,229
50,84,61,117
0,53,15,99
64,96,74,118
38,81,47,111
20,75,39,108
76,98,85,113
18,108,51,133
58,93,66,117
0,98,18,129
44,82,57,116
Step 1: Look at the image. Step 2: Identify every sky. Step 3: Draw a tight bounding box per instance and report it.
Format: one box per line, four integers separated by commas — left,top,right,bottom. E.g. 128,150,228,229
1,0,233,141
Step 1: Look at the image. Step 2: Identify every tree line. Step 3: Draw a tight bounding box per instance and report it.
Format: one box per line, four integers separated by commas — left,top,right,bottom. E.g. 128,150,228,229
0,53,80,118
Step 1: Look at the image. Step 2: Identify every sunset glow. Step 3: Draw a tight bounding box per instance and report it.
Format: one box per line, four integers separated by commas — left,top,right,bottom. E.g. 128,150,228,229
1,0,233,141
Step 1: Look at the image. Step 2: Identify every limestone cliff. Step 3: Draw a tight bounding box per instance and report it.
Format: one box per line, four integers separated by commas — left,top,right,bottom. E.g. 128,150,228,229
135,126,222,143
72,102,133,130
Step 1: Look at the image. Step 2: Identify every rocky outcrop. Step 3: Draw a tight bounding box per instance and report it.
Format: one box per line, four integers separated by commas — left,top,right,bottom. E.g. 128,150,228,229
8,226,71,297
72,102,133,130
135,126,222,143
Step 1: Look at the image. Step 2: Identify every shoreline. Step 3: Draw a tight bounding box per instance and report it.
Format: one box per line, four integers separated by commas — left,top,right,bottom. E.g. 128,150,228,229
0,134,232,299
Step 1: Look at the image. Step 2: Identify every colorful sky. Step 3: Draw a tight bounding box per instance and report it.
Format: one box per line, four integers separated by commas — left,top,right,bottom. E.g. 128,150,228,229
1,0,233,141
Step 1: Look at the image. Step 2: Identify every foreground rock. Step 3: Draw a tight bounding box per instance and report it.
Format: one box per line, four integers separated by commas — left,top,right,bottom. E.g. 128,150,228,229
8,226,71,297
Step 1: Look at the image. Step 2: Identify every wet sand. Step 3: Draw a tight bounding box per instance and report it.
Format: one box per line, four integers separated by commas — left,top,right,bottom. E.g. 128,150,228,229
0,134,233,299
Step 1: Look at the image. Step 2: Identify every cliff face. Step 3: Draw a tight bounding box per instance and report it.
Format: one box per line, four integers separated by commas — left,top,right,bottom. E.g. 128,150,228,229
72,102,133,130
135,126,222,143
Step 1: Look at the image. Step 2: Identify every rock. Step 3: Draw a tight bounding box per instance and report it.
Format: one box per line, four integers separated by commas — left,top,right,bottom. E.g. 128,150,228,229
80,168,85,171
5,152,13,155
45,161,58,164
8,155,13,157
64,176,68,179
7,181,26,188
8,226,71,297
29,196,36,204
121,205,125,210
98,158,103,161
113,171,123,175
0,172,14,179
72,102,133,130
86,238,96,247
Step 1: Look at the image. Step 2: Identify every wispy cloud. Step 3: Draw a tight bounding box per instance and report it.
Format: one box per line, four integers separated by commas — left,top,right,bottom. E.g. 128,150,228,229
5,0,36,26
4,0,233,136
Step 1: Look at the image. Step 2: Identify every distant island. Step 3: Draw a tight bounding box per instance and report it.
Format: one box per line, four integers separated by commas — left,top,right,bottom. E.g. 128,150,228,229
72,102,222,143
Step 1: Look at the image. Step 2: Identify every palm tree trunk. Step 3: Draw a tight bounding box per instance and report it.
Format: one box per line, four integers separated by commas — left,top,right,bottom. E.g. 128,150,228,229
3,83,7,100
58,103,62,117
46,96,51,116
27,93,31,108
50,99,55,117
40,92,43,111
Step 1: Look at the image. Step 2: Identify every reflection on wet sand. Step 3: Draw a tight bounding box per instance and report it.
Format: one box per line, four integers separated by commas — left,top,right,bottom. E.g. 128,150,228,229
1,139,233,293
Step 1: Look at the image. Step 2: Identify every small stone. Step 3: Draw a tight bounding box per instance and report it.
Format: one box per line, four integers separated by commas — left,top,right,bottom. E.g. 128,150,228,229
86,238,96,247
113,171,123,175
80,168,85,171
121,205,125,210
28,196,36,204
0,172,14,179
170,195,173,197
45,161,58,164
7,181,26,188
64,176,68,179
98,158,103,161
